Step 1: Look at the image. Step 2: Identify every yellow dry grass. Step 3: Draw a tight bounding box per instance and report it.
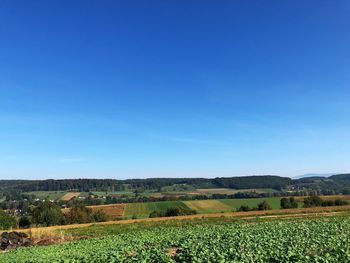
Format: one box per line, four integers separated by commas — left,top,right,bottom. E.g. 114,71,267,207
25,228,74,245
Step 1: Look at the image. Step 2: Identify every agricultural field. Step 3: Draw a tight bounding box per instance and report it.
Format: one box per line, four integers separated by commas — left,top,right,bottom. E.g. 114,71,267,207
93,197,295,219
123,201,188,219
21,187,280,202
60,192,81,201
25,191,67,200
161,187,279,197
89,204,125,219
195,188,278,194
295,195,350,202
220,197,284,210
184,200,232,213
2,215,350,262
123,203,150,218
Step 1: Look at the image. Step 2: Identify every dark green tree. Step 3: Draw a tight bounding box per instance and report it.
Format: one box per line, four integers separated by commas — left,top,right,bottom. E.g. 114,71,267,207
258,201,271,210
280,197,298,209
18,216,32,228
0,210,16,230
65,204,93,224
32,201,65,226
303,196,323,207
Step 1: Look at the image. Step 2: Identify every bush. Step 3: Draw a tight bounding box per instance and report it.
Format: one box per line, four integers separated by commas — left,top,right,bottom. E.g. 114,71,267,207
280,197,298,209
321,200,335,207
334,199,348,206
149,211,160,218
18,216,32,229
93,210,110,222
303,196,348,208
303,196,323,208
238,205,252,212
0,210,16,230
149,207,196,218
32,201,65,226
257,201,271,211
65,204,93,224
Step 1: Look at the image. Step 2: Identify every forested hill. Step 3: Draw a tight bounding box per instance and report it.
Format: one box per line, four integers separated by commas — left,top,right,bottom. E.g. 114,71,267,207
0,176,291,192
1,174,350,193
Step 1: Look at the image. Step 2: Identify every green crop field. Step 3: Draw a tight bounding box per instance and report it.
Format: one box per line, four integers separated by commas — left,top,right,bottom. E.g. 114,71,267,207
123,203,149,218
25,191,67,200
147,201,189,212
183,197,282,214
124,201,189,218
123,197,295,218
2,216,350,262
220,197,282,210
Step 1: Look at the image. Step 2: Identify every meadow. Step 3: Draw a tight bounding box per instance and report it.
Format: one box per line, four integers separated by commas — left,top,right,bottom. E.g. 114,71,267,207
26,191,67,200
122,197,284,218
123,201,189,218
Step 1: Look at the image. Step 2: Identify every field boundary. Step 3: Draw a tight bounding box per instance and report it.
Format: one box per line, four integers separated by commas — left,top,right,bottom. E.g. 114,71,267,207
8,205,350,234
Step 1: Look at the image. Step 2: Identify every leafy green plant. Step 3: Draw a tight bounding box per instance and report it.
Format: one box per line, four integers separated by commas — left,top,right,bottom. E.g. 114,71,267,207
1,216,350,262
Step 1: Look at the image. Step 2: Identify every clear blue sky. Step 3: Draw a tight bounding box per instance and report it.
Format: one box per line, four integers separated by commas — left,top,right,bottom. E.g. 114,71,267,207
0,1,349,179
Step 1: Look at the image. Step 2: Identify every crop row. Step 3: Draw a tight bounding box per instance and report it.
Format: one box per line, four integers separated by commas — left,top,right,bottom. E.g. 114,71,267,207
1,216,350,262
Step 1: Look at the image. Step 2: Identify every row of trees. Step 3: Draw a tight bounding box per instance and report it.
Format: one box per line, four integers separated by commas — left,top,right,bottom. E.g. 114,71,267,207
31,202,109,227
237,196,349,212
0,202,110,230
0,176,292,193
149,207,197,218
238,201,272,212
303,196,348,208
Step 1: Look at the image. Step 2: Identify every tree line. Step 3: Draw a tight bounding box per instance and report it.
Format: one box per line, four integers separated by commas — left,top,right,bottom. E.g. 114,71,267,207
0,202,109,230
0,176,292,193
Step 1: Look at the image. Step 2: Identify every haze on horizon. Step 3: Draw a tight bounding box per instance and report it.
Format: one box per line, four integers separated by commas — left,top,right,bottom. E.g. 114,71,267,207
0,1,349,180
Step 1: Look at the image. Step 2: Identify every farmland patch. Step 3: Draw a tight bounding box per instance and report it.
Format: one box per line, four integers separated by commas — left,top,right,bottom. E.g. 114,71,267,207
60,192,81,201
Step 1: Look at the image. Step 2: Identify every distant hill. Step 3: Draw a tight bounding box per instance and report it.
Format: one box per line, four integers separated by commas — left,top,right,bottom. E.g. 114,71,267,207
291,174,350,194
293,173,333,179
1,174,350,195
0,175,291,193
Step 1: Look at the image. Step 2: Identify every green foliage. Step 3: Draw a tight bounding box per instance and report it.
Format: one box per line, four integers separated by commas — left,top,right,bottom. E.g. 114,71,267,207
220,197,281,210
124,201,190,218
335,199,349,206
149,207,196,218
32,201,65,226
18,216,32,229
93,209,110,222
0,209,16,230
2,216,350,262
65,204,94,224
257,200,271,210
237,201,272,211
303,196,323,207
280,197,298,209
303,196,349,208
238,205,252,211
65,204,110,224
